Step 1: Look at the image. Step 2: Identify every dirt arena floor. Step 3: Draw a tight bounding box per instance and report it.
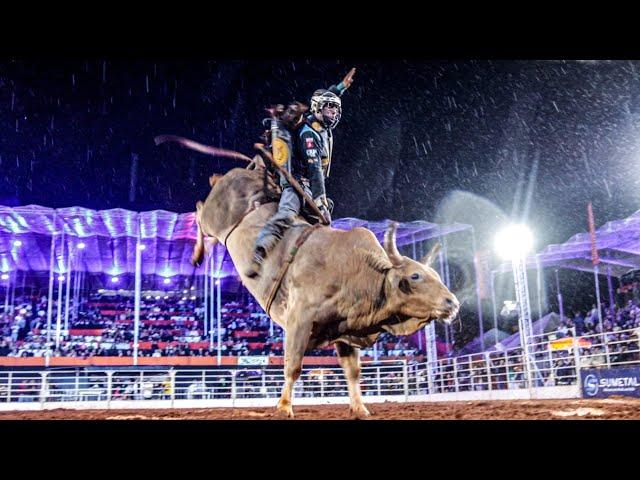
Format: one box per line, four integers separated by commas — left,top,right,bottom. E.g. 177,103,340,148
2,397,640,419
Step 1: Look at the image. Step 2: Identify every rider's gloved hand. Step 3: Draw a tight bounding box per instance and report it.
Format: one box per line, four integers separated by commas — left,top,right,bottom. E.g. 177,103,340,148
314,195,331,225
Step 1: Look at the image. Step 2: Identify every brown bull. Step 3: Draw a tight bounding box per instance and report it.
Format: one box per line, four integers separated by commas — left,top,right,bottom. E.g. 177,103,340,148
193,167,460,418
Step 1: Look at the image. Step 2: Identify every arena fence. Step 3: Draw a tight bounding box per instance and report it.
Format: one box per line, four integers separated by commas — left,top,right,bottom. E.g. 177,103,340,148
0,328,637,410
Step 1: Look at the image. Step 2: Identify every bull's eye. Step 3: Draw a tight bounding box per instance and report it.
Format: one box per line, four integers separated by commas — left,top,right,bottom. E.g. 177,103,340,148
410,273,421,281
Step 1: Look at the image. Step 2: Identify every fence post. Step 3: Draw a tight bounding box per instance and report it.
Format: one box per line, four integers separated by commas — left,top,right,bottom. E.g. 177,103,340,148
547,342,554,386
231,373,237,406
453,358,459,393
7,372,12,403
485,352,492,391
39,372,48,409
170,370,176,408
604,338,612,368
402,360,409,402
106,371,113,409
572,329,582,391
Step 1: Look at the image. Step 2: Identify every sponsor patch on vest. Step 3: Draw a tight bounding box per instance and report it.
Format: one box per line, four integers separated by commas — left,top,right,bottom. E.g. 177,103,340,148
272,138,289,167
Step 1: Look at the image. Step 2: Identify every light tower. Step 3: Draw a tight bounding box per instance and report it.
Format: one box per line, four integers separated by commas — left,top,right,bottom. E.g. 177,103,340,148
495,224,536,389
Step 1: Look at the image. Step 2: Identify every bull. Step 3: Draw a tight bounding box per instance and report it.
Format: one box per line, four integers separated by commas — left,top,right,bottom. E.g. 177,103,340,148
191,166,460,418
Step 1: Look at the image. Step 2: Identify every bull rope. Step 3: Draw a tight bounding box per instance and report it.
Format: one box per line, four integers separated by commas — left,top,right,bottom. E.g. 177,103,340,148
265,223,321,317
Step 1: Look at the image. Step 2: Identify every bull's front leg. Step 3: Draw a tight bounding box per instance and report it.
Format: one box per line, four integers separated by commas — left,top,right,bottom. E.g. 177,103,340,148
335,341,371,419
277,321,312,419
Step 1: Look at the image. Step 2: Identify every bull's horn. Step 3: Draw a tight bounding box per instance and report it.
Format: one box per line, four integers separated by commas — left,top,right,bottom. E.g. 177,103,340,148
383,221,404,268
420,243,441,267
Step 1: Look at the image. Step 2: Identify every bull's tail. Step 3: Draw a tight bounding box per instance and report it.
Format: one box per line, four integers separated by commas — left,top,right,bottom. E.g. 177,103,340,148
155,134,254,163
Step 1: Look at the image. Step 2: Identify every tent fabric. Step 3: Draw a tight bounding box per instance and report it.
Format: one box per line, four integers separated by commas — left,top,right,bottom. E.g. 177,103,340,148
0,205,471,277
495,209,640,278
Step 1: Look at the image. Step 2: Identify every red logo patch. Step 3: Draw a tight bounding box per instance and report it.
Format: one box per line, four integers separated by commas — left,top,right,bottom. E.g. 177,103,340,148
305,137,315,149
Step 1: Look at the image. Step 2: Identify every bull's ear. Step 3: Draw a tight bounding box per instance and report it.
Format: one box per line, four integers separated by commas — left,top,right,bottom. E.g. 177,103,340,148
420,243,441,267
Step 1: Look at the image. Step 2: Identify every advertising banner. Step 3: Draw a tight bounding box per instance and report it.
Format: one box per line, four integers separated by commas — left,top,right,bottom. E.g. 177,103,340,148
581,367,640,398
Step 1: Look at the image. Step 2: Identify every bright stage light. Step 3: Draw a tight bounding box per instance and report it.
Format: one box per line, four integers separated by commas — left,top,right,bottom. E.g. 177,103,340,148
215,279,220,286
13,240,22,247
138,244,146,251
77,242,86,249
0,274,8,280
111,276,119,283
494,224,534,261
58,275,65,281
163,278,171,285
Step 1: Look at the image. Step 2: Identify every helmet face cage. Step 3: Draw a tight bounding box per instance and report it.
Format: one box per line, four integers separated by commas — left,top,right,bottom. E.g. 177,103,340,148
311,91,342,129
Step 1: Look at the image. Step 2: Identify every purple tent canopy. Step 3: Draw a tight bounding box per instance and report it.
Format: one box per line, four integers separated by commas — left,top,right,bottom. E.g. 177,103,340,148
0,205,471,277
494,209,640,278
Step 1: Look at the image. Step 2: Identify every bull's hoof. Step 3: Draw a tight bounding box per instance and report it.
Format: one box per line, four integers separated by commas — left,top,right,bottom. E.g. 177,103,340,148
276,400,294,419
349,405,371,420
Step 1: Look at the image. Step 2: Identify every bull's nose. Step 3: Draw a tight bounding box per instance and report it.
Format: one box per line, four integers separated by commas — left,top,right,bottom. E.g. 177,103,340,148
443,296,459,310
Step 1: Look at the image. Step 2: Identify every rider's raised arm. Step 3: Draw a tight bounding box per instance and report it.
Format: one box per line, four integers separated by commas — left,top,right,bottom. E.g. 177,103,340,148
328,67,356,97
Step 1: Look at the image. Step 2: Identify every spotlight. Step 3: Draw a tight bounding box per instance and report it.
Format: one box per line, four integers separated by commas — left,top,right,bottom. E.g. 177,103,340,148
13,240,22,247
494,224,534,261
138,244,146,251
0,274,8,280
111,277,119,283
58,275,65,282
77,242,86,250
190,296,197,300
155,296,161,300
163,278,171,285
215,279,220,286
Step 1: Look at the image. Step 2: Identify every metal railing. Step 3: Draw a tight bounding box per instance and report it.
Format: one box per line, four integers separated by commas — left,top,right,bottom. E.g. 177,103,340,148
1,328,638,408
0,359,411,407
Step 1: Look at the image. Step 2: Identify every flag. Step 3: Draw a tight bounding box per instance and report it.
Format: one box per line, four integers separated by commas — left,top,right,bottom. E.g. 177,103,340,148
587,202,600,266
